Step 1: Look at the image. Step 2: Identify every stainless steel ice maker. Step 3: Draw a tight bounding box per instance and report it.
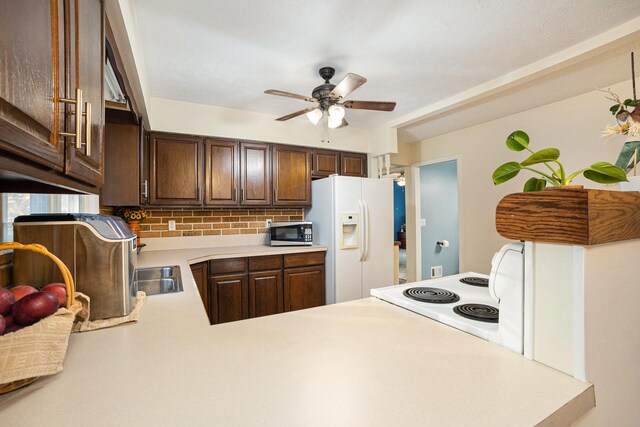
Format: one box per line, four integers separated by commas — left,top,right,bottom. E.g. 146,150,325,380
13,213,137,320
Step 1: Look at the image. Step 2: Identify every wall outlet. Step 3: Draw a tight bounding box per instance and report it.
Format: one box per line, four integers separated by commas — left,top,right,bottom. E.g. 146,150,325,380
266,219,272,228
168,220,176,231
430,265,443,278
420,218,426,226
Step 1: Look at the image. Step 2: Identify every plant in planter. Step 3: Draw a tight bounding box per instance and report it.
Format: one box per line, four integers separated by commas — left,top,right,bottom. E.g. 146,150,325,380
492,130,628,192
115,206,148,244
601,89,640,173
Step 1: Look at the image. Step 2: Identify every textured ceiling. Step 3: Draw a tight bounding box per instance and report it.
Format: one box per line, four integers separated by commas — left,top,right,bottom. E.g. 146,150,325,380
133,0,640,132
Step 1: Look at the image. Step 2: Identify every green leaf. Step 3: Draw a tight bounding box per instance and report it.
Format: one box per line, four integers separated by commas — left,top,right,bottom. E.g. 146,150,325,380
520,148,560,166
506,130,529,151
624,99,634,106
492,162,522,184
614,141,640,171
583,162,628,184
610,105,621,115
523,177,547,192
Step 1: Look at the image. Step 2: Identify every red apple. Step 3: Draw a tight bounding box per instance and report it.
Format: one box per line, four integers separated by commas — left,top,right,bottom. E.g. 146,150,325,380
42,283,67,308
12,291,59,326
0,287,15,316
0,315,5,335
10,285,38,302
4,314,14,327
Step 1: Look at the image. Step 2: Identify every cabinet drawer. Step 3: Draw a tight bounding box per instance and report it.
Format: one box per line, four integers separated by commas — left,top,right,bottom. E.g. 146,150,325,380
209,257,247,275
284,251,325,268
249,255,283,272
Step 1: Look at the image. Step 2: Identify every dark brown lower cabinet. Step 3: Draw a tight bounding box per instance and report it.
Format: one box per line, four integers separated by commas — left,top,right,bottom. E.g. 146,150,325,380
210,273,248,324
284,266,325,311
190,262,209,322
249,270,283,318
198,251,325,325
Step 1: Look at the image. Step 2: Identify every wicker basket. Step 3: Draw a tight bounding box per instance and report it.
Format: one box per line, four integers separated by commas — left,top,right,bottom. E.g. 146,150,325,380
0,242,80,394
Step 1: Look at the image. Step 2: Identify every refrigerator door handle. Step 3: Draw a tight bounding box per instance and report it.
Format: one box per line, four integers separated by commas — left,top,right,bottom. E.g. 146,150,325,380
363,200,370,261
358,199,365,261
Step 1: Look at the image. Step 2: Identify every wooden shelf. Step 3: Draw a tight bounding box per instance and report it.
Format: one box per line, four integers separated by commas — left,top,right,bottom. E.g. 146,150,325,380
495,187,640,245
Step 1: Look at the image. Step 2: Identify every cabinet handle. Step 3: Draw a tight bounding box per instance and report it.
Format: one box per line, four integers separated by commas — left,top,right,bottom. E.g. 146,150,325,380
241,188,244,201
59,88,83,149
142,180,149,198
59,89,91,156
83,101,92,156
234,187,238,201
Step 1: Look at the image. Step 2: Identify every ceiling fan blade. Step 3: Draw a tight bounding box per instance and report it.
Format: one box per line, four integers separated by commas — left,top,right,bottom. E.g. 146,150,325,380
275,108,315,121
330,73,367,99
342,100,396,111
264,89,316,102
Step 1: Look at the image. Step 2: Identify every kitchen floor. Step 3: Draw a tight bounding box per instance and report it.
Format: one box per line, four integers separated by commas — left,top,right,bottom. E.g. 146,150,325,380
399,248,406,283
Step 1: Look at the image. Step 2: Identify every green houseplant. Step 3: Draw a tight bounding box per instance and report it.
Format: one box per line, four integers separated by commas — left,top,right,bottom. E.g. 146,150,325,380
492,130,628,192
601,89,640,172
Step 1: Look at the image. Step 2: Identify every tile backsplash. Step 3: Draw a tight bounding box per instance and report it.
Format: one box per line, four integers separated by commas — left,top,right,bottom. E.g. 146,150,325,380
105,208,304,239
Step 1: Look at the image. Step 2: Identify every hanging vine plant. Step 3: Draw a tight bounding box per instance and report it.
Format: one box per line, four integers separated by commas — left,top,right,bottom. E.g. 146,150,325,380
601,52,640,173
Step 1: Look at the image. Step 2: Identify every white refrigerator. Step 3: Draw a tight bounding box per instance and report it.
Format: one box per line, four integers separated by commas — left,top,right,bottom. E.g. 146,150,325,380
305,175,394,304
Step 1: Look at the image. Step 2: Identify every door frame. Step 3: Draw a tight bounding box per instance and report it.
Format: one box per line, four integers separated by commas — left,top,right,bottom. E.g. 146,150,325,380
411,155,463,281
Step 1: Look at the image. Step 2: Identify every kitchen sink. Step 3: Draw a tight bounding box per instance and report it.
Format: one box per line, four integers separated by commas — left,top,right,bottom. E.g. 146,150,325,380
134,265,183,295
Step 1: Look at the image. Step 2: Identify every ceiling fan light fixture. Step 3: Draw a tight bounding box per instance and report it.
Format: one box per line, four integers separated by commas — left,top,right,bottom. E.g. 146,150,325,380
327,115,343,129
306,108,323,125
328,105,345,121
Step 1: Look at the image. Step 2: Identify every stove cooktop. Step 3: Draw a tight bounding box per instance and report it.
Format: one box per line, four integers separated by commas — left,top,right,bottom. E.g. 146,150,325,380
371,272,499,341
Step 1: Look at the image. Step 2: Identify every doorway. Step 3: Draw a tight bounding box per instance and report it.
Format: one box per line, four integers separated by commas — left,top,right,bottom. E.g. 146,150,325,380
393,177,406,283
415,159,460,280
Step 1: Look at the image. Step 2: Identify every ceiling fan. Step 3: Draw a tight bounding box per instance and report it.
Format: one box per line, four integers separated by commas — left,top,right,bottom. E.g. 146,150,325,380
264,66,396,129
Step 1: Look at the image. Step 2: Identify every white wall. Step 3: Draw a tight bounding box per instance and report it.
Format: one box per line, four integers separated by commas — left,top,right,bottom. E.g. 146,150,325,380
149,97,373,152
404,79,633,275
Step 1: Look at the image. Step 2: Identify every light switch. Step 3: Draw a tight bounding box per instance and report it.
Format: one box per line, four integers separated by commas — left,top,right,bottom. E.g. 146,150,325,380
168,220,176,231
420,218,426,226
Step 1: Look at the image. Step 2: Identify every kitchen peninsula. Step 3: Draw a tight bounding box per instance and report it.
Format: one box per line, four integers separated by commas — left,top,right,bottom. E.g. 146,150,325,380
0,245,594,426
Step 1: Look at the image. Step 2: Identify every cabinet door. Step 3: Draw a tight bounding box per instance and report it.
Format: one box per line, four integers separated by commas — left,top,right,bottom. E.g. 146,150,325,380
101,110,141,206
273,145,311,206
0,0,65,169
284,266,325,312
205,139,239,206
312,149,340,179
240,142,271,206
64,0,105,185
190,262,210,323
149,133,202,205
249,270,283,318
341,152,368,177
210,273,248,324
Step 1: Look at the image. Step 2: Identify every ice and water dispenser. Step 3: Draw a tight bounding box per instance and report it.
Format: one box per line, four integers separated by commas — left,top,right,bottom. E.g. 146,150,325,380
340,212,359,249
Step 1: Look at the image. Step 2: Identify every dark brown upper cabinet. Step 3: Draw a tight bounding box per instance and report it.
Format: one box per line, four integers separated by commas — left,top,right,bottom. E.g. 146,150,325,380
341,152,368,177
0,0,104,193
272,145,311,206
64,0,105,186
101,110,142,206
0,1,65,171
205,138,239,206
149,133,203,205
240,142,271,206
312,149,340,179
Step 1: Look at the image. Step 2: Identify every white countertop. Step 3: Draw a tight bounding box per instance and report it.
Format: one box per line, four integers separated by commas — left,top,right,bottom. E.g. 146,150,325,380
0,245,594,426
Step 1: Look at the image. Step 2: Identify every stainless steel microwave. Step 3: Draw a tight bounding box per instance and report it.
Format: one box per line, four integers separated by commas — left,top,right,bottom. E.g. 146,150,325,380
269,221,313,246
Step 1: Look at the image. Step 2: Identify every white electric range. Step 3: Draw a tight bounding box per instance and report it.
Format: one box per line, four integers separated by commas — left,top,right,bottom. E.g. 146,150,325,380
371,243,525,353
